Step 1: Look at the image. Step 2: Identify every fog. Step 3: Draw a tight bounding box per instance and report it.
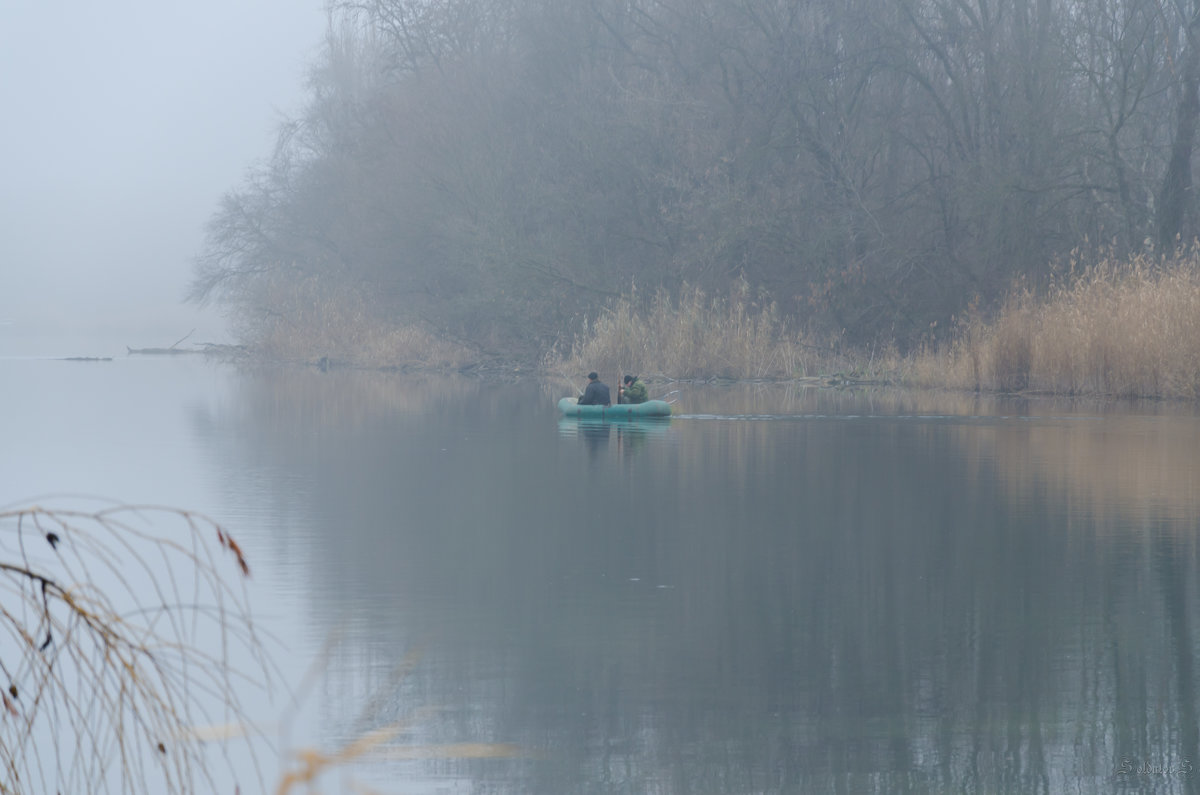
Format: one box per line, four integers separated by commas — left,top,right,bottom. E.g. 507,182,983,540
0,0,326,356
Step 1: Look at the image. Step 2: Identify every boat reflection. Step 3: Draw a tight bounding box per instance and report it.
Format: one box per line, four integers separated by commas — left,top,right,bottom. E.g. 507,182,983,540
557,417,673,460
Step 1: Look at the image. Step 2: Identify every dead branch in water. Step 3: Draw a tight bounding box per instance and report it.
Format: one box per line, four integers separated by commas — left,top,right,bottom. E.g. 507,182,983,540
127,329,202,356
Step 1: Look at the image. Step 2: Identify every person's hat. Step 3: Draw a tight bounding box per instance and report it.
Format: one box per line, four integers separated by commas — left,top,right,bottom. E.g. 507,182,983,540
587,372,598,380
623,375,634,384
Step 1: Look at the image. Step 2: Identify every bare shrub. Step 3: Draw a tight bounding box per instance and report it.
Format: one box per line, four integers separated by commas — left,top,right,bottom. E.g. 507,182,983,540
0,501,266,794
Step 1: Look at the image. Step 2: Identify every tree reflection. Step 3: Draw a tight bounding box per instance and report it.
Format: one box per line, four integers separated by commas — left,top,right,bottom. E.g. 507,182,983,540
199,377,1200,793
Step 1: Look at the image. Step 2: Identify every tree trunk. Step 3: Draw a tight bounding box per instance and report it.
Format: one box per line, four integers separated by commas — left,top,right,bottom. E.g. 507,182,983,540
1157,1,1200,250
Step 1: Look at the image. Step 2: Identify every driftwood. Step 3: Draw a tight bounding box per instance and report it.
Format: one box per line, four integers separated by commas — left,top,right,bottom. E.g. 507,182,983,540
126,330,201,356
125,346,200,355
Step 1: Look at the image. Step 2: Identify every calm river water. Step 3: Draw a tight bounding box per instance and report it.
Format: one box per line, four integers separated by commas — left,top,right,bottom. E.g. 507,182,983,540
4,355,1200,794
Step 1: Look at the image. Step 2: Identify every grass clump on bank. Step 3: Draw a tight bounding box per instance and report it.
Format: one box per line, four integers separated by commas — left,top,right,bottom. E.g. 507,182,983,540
908,250,1200,398
548,284,820,381
242,273,475,371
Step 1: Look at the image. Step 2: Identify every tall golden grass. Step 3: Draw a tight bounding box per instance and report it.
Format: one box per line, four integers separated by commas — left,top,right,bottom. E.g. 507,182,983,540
548,283,819,381
909,250,1200,398
245,273,474,371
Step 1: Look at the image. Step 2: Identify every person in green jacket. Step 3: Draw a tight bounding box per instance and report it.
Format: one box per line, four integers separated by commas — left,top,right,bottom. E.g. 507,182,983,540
618,374,648,404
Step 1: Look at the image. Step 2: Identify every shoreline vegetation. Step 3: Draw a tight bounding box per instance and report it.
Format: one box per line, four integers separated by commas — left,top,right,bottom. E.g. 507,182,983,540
184,1,1200,403
217,250,1200,401
906,248,1200,400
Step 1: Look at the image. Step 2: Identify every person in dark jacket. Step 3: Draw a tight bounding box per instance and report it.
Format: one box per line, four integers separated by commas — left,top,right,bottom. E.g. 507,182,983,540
577,372,611,406
618,374,648,404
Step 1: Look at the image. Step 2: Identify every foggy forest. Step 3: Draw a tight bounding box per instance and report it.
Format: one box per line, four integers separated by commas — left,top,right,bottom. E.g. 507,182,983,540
14,3,1200,792
191,0,1200,367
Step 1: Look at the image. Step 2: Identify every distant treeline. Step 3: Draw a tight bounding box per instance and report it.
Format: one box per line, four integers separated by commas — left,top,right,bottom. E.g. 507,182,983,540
191,0,1200,363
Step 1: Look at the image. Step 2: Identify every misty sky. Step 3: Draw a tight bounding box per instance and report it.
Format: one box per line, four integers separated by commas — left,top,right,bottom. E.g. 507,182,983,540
0,1,327,354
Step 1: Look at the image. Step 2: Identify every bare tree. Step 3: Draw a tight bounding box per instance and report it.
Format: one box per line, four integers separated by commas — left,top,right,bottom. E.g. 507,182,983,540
192,0,1200,357
1157,0,1200,248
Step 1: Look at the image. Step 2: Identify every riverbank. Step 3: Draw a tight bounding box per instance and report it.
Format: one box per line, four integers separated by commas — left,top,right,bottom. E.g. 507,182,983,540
216,250,1200,400
552,251,1200,400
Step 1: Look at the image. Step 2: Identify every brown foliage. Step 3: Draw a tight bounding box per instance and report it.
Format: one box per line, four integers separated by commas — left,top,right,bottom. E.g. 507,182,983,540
548,283,816,381
242,273,475,370
909,249,1200,398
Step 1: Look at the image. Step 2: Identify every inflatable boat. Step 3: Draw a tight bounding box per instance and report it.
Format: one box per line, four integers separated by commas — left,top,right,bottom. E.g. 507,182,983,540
557,397,672,418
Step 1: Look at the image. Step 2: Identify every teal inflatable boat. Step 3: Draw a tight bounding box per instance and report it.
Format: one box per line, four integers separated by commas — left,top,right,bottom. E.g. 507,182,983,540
558,397,672,418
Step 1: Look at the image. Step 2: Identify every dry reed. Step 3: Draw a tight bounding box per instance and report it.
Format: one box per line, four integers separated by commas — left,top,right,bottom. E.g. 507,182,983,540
244,273,474,371
909,250,1200,398
0,501,266,794
548,283,815,381
0,500,521,793
271,641,523,793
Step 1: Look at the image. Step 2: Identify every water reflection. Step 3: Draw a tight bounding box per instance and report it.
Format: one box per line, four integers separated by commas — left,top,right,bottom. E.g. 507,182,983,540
558,418,674,464
560,417,612,460
195,374,1200,794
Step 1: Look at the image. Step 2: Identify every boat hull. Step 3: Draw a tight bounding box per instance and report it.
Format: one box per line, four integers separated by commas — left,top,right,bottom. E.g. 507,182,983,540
558,397,672,418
